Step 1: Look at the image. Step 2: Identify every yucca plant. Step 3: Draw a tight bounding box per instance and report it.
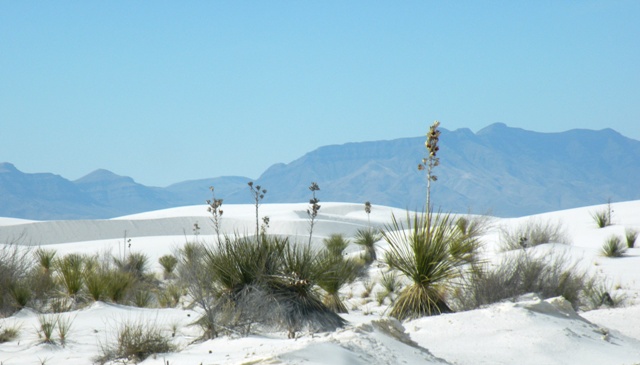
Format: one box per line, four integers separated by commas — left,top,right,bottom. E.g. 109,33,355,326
35,248,57,275
114,251,149,280
105,270,135,303
316,250,361,314
382,211,468,320
354,229,382,265
158,254,178,280
601,235,626,257
55,253,85,301
273,241,346,338
625,228,638,249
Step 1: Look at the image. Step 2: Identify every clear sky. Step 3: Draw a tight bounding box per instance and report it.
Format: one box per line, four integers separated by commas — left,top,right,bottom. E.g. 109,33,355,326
1,1,638,187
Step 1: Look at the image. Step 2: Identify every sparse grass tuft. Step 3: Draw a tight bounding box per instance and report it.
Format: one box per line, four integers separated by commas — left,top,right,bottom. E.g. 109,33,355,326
600,235,627,257
625,228,638,249
500,218,569,251
0,323,20,343
97,319,174,364
37,314,59,344
452,251,595,311
591,201,613,228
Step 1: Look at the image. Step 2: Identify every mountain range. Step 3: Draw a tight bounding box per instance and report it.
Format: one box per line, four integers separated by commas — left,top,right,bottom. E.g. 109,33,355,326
2,123,639,220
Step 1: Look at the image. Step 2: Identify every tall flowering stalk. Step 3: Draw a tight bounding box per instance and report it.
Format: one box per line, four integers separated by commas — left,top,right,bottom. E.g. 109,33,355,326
206,186,224,242
248,182,267,241
418,121,441,212
307,182,321,245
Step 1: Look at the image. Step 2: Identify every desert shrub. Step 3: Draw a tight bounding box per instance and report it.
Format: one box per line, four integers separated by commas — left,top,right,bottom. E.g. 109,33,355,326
179,235,345,339
54,253,86,300
354,229,382,265
382,212,471,320
625,228,638,249
158,254,178,279
114,252,150,280
323,234,349,257
379,270,402,295
105,270,136,303
500,218,569,251
97,319,174,364
0,242,34,316
157,283,182,308
582,279,625,309
8,281,32,309
0,323,20,343
600,235,626,257
591,202,613,228
452,251,594,311
316,248,361,313
37,314,59,344
35,248,57,274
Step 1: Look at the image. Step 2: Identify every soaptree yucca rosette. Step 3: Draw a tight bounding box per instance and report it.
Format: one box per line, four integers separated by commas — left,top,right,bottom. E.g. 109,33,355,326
382,211,468,320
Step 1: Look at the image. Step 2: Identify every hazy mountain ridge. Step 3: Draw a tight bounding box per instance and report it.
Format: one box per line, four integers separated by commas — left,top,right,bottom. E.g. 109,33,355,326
2,123,639,219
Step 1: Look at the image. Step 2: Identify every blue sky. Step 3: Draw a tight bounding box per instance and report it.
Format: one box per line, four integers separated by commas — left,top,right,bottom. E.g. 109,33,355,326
1,1,638,186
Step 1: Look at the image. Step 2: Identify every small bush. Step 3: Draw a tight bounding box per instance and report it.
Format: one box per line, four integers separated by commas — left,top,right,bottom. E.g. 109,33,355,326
0,242,34,316
500,218,569,251
97,319,174,364
0,323,20,343
452,251,594,311
158,255,178,279
583,279,626,309
591,202,613,228
625,228,638,249
353,229,382,265
55,254,85,300
600,235,626,257
37,314,59,344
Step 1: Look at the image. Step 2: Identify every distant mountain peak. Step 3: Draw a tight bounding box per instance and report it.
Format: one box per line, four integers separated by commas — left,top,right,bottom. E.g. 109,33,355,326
0,162,19,174
75,169,135,184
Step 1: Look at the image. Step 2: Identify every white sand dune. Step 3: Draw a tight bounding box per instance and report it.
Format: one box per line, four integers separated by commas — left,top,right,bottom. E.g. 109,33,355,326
1,200,640,365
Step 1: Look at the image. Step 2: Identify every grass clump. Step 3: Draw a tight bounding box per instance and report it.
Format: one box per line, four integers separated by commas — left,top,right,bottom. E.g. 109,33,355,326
382,212,474,320
591,201,613,228
0,323,20,343
625,228,638,248
452,251,595,311
178,235,346,339
97,319,174,364
600,235,627,257
500,218,569,251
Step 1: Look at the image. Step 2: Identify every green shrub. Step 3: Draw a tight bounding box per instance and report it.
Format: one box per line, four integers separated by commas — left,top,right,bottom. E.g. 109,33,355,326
35,248,57,274
500,218,569,251
158,254,178,279
353,229,382,265
625,228,638,248
180,235,345,339
97,319,174,364
600,235,626,257
591,202,613,228
55,254,86,300
382,212,469,320
0,242,34,316
37,314,59,344
582,279,625,309
451,251,595,311
0,323,20,343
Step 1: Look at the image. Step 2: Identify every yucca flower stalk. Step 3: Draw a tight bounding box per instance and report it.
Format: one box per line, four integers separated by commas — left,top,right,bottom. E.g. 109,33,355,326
418,121,441,212
248,182,267,242
382,211,467,320
307,182,321,245
207,186,224,241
